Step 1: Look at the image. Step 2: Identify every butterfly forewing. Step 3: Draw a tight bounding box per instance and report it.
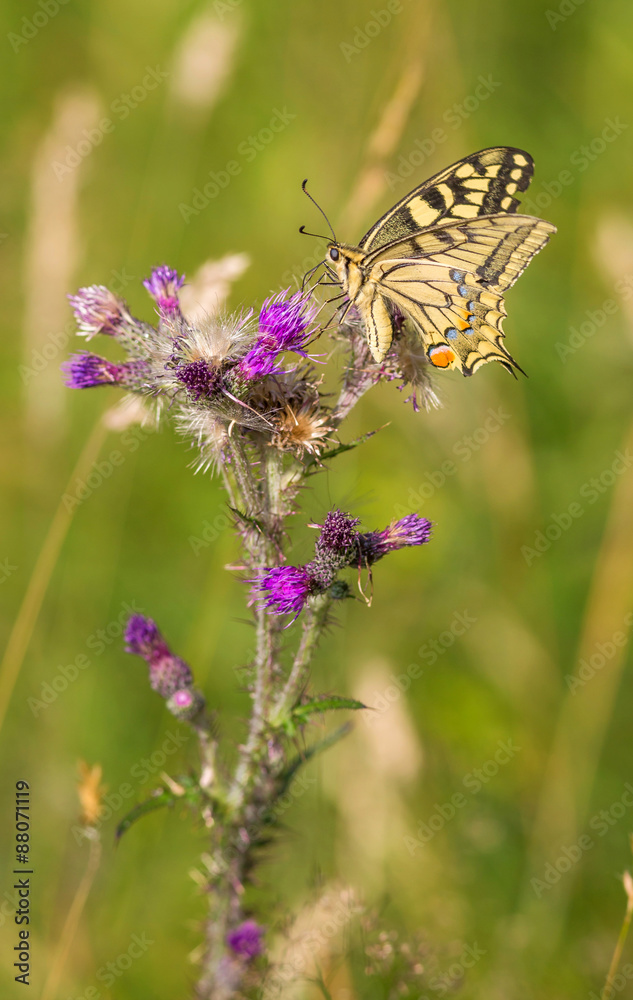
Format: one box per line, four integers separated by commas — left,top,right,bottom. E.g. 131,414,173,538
358,147,535,254
369,214,556,291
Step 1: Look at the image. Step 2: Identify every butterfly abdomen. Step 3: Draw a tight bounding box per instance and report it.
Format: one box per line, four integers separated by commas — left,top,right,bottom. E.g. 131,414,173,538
352,283,393,362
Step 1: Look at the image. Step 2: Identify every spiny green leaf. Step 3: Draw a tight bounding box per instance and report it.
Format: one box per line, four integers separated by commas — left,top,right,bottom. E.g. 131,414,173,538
115,788,175,840
115,777,202,840
227,506,264,534
282,722,353,787
306,426,387,469
293,696,368,723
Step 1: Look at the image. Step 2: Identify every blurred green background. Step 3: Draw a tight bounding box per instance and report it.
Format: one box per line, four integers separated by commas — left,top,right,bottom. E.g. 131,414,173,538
2,0,633,996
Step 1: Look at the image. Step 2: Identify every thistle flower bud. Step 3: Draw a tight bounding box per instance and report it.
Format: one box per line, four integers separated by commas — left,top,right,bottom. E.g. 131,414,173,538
226,920,264,960
329,580,352,600
316,509,360,555
307,509,360,588
62,353,149,390
143,265,185,315
68,285,130,339
125,614,197,702
166,687,206,721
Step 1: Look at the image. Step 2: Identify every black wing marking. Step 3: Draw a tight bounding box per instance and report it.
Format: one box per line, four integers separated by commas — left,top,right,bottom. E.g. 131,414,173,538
359,147,535,253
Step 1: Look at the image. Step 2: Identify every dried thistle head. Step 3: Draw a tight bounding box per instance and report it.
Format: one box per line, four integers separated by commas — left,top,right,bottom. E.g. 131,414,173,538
270,401,333,458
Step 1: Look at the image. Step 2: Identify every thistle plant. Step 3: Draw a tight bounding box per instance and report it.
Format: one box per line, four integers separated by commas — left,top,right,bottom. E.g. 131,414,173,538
63,264,438,998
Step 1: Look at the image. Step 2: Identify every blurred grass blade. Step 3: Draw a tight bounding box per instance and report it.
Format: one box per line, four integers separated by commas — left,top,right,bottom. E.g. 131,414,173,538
600,871,633,1000
517,418,633,957
40,835,102,1000
0,419,107,736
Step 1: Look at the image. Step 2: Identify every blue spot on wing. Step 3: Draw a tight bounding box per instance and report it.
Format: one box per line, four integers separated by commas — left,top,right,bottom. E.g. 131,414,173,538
446,328,458,340
450,268,465,282
457,284,469,297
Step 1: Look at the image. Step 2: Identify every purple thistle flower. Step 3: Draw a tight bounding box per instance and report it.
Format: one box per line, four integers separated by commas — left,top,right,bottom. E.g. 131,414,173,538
236,345,278,383
62,353,149,390
253,565,313,618
258,289,316,352
175,359,222,401
359,514,433,564
68,285,129,339
226,920,264,960
125,614,194,699
235,290,317,385
143,265,185,314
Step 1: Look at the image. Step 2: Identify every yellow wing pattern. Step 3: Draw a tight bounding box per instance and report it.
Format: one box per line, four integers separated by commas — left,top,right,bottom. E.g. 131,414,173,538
365,214,556,374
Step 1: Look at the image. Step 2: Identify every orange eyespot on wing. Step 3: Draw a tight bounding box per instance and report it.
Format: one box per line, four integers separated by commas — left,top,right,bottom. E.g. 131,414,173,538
428,345,456,369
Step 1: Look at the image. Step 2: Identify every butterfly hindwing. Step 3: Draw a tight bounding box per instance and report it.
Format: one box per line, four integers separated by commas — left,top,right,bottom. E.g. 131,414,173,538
358,147,535,254
371,262,514,375
366,213,556,372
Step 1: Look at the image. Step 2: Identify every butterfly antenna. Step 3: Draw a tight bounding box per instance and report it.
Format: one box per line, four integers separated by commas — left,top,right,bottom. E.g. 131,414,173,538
299,225,329,240
301,179,337,241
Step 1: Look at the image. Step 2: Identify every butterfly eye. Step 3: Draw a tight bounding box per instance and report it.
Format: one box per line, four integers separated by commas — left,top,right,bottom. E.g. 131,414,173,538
329,248,340,261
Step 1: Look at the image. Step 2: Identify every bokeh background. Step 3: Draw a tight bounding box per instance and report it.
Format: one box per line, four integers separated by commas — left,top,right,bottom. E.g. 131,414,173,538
2,0,633,996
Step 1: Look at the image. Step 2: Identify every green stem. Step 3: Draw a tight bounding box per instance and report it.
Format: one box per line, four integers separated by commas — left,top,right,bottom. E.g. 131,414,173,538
264,444,285,522
225,447,286,814
224,602,273,814
196,847,247,1000
270,593,332,726
196,435,331,995
197,435,270,998
226,432,261,521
